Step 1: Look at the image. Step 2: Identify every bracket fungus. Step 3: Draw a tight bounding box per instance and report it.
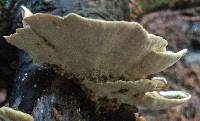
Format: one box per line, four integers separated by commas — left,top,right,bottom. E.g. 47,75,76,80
0,107,33,121
4,6,191,115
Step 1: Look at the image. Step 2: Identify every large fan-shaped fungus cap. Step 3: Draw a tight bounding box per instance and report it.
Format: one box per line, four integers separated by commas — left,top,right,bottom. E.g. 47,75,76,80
4,6,191,110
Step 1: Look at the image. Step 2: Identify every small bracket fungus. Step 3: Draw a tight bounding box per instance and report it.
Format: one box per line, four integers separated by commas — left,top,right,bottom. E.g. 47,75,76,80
4,6,191,112
0,107,33,121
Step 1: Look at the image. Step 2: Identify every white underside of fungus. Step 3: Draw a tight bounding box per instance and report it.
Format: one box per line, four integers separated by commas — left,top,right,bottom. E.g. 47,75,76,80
4,6,191,113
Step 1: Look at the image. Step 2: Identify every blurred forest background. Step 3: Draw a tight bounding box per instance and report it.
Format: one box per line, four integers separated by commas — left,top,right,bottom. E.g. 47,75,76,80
130,1,200,121
0,0,200,121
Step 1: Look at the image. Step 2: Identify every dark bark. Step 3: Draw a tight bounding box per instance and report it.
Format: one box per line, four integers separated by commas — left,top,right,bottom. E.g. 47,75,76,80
0,0,139,121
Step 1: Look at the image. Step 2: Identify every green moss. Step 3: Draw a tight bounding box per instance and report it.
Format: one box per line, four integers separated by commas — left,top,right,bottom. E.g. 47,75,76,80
140,0,177,13
0,0,6,9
